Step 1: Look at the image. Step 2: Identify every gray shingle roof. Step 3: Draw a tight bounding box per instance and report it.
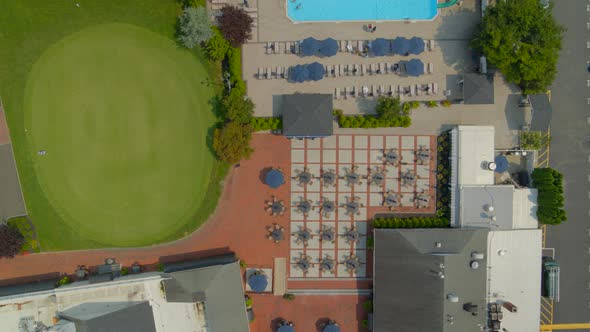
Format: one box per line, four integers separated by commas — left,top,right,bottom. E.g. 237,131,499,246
163,259,249,332
529,94,552,132
59,301,156,332
281,94,333,137
462,73,494,104
373,228,488,332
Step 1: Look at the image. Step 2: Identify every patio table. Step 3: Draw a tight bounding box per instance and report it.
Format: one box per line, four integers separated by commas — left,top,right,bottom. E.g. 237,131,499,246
345,201,360,215
321,200,335,213
384,194,398,206
297,201,311,214
321,171,336,185
371,172,385,185
295,229,311,242
385,151,398,164
321,228,335,242
271,228,284,241
271,201,284,214
344,229,360,244
319,258,335,272
296,259,311,271
297,171,312,184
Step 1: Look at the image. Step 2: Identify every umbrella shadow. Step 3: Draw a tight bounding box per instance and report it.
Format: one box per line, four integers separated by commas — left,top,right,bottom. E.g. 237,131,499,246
260,167,273,184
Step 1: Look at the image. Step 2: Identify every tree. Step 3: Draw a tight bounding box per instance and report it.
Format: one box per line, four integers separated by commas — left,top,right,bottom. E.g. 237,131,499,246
471,0,564,94
520,131,549,150
531,167,567,225
375,96,403,122
218,5,253,47
178,7,213,49
212,121,253,164
222,93,254,124
0,224,24,258
206,27,230,61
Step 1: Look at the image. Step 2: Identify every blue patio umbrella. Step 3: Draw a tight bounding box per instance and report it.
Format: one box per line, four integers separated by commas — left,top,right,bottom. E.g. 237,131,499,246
290,65,309,83
406,59,424,77
319,38,339,57
278,326,295,332
323,324,341,332
300,37,320,56
248,273,268,292
408,37,425,55
391,37,410,55
307,62,325,81
265,169,285,188
371,38,390,56
494,155,509,173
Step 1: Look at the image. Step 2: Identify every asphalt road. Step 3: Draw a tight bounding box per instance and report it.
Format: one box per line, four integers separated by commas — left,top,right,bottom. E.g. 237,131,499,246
546,0,590,327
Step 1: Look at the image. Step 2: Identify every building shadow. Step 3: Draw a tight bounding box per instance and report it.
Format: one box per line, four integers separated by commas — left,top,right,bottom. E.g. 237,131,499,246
158,247,233,265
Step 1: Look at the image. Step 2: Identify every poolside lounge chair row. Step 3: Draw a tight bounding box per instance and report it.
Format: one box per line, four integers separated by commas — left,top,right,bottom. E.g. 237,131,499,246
323,62,433,77
334,83,438,99
264,39,436,55
256,67,288,79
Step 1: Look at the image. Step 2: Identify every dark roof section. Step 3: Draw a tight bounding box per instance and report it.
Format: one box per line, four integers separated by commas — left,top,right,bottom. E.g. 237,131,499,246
281,94,333,138
0,278,58,297
373,229,488,332
462,73,494,104
529,94,552,132
59,301,156,332
162,256,249,332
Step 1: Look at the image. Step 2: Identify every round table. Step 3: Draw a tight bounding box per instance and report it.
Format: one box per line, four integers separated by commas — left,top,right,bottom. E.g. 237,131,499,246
345,173,360,184
345,258,360,271
321,229,335,242
297,259,310,271
298,201,311,214
271,201,284,214
371,173,385,185
297,171,312,184
319,259,335,272
296,229,311,242
344,230,359,243
271,229,284,241
384,194,398,206
385,151,398,164
322,201,335,213
321,172,336,185
345,201,360,215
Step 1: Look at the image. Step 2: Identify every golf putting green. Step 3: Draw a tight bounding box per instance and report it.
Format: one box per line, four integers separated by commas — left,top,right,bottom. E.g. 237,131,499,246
23,23,216,247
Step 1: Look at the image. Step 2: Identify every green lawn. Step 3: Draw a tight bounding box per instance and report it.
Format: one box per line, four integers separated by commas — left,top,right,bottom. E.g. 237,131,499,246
0,1,227,250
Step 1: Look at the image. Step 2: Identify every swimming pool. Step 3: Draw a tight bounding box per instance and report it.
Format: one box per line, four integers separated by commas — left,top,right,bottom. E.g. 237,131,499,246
286,0,438,22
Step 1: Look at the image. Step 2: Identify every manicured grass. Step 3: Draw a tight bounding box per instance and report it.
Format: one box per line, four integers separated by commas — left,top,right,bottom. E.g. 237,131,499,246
0,1,227,250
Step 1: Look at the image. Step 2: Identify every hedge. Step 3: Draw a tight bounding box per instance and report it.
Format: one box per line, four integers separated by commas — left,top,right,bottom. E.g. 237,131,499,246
250,117,282,131
373,217,450,229
531,167,566,225
225,46,246,98
337,115,411,128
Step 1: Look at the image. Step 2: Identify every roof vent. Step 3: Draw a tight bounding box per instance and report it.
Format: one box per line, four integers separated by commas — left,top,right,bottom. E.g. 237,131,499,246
434,242,442,248
471,252,485,260
490,215,497,221
498,249,508,256
438,271,445,279
470,261,480,269
484,204,495,212
487,161,497,171
447,294,459,303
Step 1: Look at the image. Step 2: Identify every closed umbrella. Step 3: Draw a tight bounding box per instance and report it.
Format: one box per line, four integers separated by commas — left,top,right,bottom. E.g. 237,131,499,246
265,169,285,188
391,37,410,55
290,65,309,83
324,324,340,332
408,37,425,55
319,38,339,57
300,37,320,56
248,273,268,292
405,59,424,77
307,62,325,81
371,38,390,56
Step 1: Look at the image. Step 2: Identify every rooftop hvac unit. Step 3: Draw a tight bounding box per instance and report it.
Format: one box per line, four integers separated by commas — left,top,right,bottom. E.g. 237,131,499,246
447,294,459,303
470,261,480,269
471,252,485,260
463,302,479,314
502,301,518,313
487,161,497,171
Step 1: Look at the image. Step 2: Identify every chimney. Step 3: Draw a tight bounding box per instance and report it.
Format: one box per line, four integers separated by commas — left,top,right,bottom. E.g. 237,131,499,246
502,301,518,313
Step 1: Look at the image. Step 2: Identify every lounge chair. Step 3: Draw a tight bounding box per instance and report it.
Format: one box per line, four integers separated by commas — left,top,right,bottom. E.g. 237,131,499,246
397,85,403,96
379,63,385,74
266,42,272,55
273,42,279,54
409,85,415,96
432,83,438,95
428,63,434,74
340,40,346,52
371,85,376,97
361,64,367,76
385,62,390,74
339,64,344,76
353,64,359,76
358,40,364,52
334,87,340,99
344,87,348,99
284,68,289,80
257,67,264,79
380,85,385,96
429,40,436,51
267,67,273,79
369,63,376,75
346,41,354,53
285,42,292,54
294,41,300,54
415,84,421,96
389,85,394,96
325,65,330,76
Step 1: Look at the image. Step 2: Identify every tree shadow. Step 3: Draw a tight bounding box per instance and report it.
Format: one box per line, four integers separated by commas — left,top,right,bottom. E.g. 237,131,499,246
270,317,287,332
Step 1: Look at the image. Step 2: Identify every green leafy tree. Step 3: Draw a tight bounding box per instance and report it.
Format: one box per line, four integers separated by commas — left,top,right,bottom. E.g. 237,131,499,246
471,0,564,94
206,28,230,61
520,131,549,150
213,122,253,164
178,7,213,49
376,96,403,122
531,167,567,225
222,93,254,124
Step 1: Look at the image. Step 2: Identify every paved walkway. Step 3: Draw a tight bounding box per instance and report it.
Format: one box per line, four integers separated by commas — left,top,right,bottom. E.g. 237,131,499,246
0,102,27,220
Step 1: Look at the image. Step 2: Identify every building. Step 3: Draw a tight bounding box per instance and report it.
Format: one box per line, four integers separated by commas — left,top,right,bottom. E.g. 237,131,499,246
0,255,249,332
373,125,542,332
279,93,333,138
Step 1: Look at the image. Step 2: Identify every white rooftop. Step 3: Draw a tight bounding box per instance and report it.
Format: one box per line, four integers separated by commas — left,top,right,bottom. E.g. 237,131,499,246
456,125,495,186
487,229,542,332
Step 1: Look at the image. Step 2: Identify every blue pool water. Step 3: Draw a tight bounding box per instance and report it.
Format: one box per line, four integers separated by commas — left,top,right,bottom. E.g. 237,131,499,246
287,0,438,22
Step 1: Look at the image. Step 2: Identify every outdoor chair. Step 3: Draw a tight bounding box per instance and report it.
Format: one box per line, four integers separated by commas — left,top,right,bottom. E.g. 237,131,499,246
257,68,263,79
273,42,279,54
379,62,385,74
344,87,348,99
285,41,292,54
339,64,344,76
432,83,438,95
334,88,340,100
267,67,273,79
340,40,346,52
266,42,272,54
294,41,300,54
428,62,434,74
415,84,421,96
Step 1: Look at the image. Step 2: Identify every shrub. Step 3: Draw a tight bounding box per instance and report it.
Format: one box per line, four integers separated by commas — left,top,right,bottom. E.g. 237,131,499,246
213,121,253,164
283,293,295,300
363,300,373,313
531,168,567,225
222,93,254,124
250,117,282,131
178,7,213,49
362,320,369,328
333,109,343,118
372,217,449,229
245,296,253,308
520,131,549,150
7,216,38,253
366,236,374,250
181,0,205,7
206,27,230,61
426,101,438,108
0,224,25,258
120,267,129,276
409,101,421,109
218,5,253,47
57,276,71,287
156,263,164,272
441,100,451,107
337,115,411,128
376,96,405,121
239,260,247,269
